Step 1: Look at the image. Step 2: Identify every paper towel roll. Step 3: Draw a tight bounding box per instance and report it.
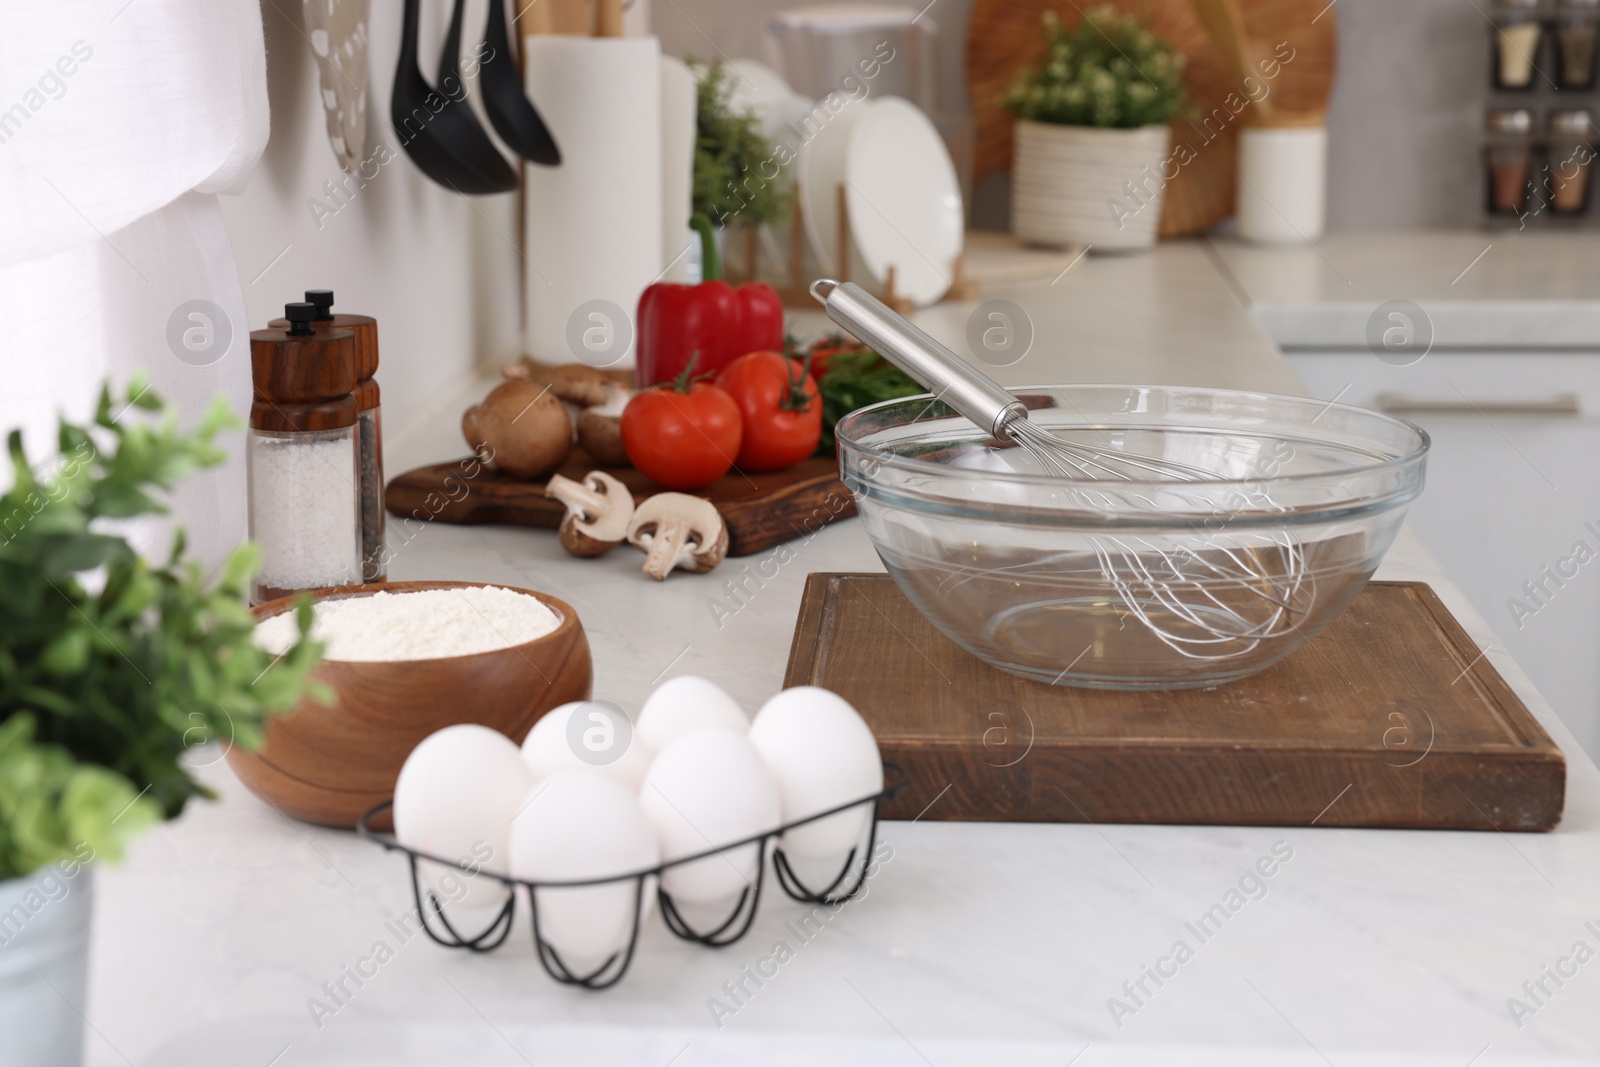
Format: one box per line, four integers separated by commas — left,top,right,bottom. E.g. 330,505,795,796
659,55,696,284
524,36,663,367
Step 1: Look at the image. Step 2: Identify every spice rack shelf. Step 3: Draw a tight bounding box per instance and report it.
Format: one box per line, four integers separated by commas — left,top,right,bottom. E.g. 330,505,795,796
1485,0,1600,228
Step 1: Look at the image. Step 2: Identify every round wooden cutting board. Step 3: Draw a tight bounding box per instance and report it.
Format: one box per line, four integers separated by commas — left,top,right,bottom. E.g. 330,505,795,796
966,0,1336,236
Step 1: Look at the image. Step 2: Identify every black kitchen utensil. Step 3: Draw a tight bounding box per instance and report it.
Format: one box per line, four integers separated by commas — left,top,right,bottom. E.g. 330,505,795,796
479,0,561,165
432,0,525,180
390,0,517,194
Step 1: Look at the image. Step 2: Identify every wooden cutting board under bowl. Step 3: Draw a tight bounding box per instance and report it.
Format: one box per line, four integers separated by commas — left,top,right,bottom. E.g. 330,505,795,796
785,574,1565,831
387,448,854,557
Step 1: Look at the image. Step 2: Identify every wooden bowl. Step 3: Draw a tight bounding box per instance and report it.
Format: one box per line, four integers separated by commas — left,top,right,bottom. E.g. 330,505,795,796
226,581,592,830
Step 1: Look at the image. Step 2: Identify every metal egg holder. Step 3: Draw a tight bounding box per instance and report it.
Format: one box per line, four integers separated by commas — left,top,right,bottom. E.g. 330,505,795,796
357,763,908,990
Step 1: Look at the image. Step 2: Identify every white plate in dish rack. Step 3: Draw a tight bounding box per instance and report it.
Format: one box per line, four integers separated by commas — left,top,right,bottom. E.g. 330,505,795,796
843,96,963,307
797,94,871,278
723,57,793,118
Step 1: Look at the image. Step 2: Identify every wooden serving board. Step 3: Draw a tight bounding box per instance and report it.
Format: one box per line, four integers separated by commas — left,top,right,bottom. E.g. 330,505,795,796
785,575,1565,831
386,449,854,557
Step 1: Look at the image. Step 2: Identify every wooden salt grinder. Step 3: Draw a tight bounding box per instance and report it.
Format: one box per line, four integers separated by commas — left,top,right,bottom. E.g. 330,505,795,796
247,303,360,603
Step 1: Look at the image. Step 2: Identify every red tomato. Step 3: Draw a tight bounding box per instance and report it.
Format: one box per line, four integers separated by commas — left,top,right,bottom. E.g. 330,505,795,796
805,335,864,380
620,381,743,490
716,351,823,472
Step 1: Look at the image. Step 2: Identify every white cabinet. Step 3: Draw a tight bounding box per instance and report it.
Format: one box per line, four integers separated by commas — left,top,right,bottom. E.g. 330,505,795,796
1289,351,1600,760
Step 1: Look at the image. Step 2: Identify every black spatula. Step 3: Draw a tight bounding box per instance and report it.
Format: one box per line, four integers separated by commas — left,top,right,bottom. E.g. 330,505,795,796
479,0,561,165
390,0,517,194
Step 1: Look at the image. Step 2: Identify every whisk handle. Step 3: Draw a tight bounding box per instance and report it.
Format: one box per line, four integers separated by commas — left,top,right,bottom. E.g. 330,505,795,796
810,280,1026,439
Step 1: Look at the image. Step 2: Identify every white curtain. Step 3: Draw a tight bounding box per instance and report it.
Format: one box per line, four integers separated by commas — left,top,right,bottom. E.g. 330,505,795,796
0,0,270,573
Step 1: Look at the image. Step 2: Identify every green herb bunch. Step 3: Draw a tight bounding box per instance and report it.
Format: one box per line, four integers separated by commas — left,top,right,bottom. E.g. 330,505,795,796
0,379,324,881
691,60,792,228
1002,8,1187,129
805,342,924,454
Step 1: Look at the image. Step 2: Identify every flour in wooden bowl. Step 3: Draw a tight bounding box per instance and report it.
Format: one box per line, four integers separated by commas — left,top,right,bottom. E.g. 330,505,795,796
254,586,561,662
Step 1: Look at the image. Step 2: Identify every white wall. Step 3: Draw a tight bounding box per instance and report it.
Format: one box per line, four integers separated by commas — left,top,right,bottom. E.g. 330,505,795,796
219,0,523,445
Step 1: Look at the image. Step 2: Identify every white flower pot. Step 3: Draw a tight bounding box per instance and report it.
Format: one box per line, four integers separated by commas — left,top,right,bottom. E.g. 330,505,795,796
0,865,93,1067
1010,120,1171,251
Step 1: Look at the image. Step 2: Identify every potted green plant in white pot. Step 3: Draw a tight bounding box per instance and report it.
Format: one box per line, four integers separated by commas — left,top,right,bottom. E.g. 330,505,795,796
691,58,792,279
0,380,322,1067
1003,7,1187,251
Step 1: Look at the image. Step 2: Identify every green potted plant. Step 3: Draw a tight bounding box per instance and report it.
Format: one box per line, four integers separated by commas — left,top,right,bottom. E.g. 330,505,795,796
0,380,322,1066
1002,7,1187,250
691,59,791,277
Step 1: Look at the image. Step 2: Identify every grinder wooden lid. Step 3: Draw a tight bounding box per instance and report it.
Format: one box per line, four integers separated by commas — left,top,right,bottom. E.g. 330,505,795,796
269,290,379,379
250,302,358,432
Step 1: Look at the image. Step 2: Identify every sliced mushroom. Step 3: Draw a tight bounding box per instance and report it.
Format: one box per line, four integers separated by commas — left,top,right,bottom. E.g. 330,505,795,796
626,494,728,580
546,471,635,557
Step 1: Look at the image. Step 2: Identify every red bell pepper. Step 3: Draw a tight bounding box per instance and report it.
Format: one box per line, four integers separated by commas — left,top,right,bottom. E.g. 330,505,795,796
636,215,784,386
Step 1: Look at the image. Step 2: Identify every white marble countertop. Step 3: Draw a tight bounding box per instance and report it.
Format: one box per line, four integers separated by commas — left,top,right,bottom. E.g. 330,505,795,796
1208,230,1600,350
92,242,1600,1066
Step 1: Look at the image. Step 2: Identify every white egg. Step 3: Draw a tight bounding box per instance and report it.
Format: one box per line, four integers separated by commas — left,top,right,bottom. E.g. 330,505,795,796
510,770,659,969
639,726,779,905
521,701,653,790
393,724,533,911
749,687,883,860
636,675,747,752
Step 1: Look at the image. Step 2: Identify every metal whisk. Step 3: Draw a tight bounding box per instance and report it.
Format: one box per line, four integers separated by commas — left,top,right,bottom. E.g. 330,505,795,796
809,280,1314,661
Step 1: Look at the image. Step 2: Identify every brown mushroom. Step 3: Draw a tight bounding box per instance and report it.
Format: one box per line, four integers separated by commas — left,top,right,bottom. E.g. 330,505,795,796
545,363,612,407
576,383,632,466
462,379,572,479
625,493,728,580
545,471,634,557
577,409,628,465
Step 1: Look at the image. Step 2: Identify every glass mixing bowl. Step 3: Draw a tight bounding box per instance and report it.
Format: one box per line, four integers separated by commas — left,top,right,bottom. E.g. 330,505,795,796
835,385,1430,689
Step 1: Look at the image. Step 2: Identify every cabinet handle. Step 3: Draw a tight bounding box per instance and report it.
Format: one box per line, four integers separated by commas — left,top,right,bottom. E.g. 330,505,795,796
1376,392,1581,416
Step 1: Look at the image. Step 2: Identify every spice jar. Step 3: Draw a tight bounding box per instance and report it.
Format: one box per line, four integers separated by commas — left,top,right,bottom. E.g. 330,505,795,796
1548,109,1595,212
248,302,361,604
1486,108,1536,214
1494,0,1545,89
1557,0,1599,87
272,291,384,582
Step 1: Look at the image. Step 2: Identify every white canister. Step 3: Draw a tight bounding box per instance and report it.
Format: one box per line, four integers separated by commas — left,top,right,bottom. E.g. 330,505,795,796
1236,124,1328,245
